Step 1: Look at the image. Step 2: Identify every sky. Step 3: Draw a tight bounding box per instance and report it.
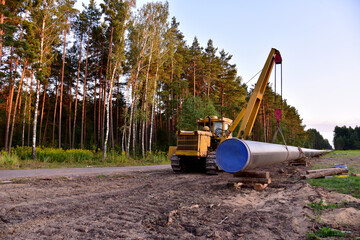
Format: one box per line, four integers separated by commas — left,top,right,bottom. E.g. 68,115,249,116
76,0,360,146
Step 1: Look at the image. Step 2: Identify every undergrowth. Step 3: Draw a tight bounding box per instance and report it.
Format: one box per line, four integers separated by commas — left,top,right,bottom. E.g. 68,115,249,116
307,199,340,214
0,146,170,169
0,151,20,168
307,227,345,239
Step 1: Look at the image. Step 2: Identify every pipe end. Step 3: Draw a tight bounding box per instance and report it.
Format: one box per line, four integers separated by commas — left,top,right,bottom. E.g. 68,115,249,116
216,138,250,173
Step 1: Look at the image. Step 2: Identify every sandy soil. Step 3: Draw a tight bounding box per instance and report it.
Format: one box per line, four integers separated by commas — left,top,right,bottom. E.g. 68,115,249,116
0,155,359,239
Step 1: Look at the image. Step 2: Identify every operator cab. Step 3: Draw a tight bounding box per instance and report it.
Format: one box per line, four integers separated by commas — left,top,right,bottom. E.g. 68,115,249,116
197,116,233,138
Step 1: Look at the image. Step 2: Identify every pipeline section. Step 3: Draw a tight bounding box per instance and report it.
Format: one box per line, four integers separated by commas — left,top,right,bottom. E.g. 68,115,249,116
216,138,330,173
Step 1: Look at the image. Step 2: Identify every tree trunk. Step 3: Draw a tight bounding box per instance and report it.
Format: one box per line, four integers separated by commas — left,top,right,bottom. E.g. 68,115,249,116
102,75,107,149
110,86,115,151
98,76,102,147
103,25,114,150
97,42,104,146
68,71,72,148
22,76,30,147
42,108,50,145
0,0,5,64
39,84,47,146
59,19,68,149
32,79,41,160
103,84,110,160
149,61,159,152
127,95,134,158
8,61,28,153
81,23,92,149
4,47,14,152
116,80,119,145
72,35,83,149
104,63,117,159
27,73,33,146
142,43,153,157
93,73,97,147
122,107,127,153
132,108,137,158
52,79,59,147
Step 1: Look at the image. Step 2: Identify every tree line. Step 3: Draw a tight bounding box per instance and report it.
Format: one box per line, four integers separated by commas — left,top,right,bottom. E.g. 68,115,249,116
0,0,330,161
334,126,360,150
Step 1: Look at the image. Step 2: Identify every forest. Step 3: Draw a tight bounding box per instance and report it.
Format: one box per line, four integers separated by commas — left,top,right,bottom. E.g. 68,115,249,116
1,0,331,162
334,126,360,150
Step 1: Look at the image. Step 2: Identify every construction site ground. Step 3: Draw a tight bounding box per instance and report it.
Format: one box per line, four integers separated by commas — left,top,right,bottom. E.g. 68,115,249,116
1,155,360,239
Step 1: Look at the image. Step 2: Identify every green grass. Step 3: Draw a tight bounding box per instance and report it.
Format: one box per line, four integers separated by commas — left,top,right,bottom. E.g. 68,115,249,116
307,227,345,239
324,150,360,158
308,176,360,198
0,147,170,170
308,150,360,198
0,151,20,168
307,199,340,214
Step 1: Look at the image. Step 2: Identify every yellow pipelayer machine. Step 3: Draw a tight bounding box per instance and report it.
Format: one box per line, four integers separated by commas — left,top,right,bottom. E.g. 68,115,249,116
169,48,282,174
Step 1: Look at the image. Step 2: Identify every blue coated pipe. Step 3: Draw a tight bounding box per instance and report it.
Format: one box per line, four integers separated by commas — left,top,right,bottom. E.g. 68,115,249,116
216,138,329,173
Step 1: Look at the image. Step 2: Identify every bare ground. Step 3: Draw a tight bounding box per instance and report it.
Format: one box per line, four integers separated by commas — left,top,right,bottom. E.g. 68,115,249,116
1,155,360,239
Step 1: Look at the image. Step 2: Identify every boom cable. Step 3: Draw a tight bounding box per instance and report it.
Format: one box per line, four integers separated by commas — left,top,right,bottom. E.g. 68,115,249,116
245,68,263,85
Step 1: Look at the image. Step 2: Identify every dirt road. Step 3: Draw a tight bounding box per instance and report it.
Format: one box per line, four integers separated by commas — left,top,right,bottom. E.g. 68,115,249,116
1,157,359,239
0,165,170,180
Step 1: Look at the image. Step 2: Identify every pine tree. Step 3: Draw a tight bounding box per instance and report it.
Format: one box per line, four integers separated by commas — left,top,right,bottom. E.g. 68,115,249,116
80,0,101,149
28,0,71,159
58,0,77,148
101,0,133,159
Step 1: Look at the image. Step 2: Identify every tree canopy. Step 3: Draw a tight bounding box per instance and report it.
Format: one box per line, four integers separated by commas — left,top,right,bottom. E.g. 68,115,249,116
334,125,360,150
0,0,331,158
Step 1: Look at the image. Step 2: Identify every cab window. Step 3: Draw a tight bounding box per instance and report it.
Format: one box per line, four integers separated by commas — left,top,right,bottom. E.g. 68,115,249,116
214,122,223,137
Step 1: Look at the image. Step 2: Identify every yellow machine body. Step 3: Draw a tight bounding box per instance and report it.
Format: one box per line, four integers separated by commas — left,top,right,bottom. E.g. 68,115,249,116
169,116,233,158
169,48,282,174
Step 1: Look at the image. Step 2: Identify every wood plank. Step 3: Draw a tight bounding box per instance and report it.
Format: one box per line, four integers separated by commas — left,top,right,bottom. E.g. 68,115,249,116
233,171,270,178
254,183,268,190
229,177,271,184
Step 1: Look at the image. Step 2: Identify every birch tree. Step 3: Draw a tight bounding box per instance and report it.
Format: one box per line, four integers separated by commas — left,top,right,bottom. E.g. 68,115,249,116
29,0,71,159
101,0,133,159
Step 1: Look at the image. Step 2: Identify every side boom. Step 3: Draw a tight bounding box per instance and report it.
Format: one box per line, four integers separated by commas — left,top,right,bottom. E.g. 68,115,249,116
221,48,282,141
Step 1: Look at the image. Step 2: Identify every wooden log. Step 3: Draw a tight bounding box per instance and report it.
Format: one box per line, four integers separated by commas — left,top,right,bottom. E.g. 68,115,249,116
233,171,270,178
306,168,348,174
301,168,349,179
254,183,268,190
229,177,271,184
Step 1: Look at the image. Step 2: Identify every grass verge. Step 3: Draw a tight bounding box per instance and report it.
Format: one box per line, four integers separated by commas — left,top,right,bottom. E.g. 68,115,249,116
308,150,360,198
323,150,360,158
0,147,170,170
307,176,360,198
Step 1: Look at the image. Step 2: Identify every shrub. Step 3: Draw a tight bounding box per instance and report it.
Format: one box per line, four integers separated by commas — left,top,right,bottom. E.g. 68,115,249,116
0,151,20,168
14,146,32,160
105,151,128,165
146,150,168,163
307,199,339,214
12,147,94,163
66,149,94,162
